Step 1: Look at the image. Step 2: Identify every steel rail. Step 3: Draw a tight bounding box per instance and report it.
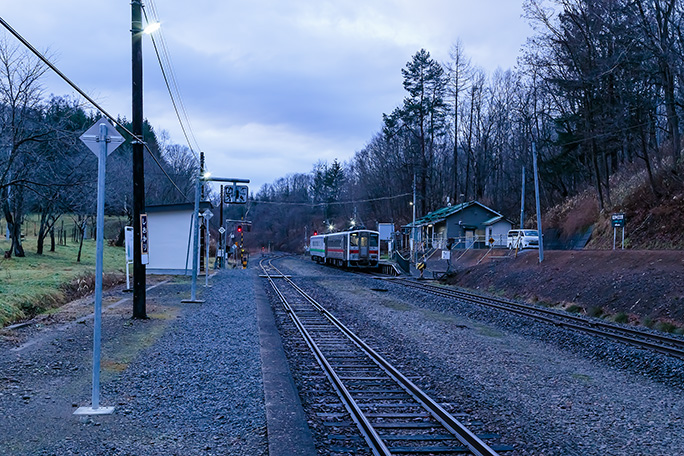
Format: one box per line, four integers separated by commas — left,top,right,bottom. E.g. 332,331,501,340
260,258,393,456
398,280,684,360
261,258,501,456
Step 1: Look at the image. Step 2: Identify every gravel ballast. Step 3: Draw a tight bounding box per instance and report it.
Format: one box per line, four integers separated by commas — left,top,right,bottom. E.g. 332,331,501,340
0,270,268,456
273,256,684,456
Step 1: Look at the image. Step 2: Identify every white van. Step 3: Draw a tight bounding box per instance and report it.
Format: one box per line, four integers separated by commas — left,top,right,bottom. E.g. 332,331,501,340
507,229,540,249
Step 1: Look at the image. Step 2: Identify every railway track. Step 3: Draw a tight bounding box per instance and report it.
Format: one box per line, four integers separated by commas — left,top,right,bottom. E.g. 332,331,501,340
395,279,684,361
261,258,512,456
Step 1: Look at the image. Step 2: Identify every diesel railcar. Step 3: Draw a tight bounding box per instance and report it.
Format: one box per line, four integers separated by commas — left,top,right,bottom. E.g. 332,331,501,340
310,229,379,268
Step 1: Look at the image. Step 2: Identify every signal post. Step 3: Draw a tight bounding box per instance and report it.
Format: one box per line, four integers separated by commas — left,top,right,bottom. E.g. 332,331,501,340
182,177,249,303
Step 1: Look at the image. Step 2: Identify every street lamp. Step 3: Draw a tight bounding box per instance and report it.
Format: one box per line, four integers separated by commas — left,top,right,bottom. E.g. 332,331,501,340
143,22,161,34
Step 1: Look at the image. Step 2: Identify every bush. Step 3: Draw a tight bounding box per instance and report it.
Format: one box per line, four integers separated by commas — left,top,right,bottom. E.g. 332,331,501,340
588,306,604,318
613,312,629,324
656,321,678,333
566,304,583,314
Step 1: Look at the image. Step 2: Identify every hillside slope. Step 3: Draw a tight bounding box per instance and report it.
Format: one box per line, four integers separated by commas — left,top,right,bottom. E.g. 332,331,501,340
542,161,684,250
440,249,684,332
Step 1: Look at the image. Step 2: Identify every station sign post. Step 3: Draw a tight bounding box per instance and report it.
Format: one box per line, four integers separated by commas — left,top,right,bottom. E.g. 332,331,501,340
611,213,626,250
74,117,125,416
140,213,149,264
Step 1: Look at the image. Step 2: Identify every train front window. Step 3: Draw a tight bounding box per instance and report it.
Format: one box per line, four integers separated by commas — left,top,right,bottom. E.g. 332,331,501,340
370,233,378,247
359,235,368,247
350,233,359,246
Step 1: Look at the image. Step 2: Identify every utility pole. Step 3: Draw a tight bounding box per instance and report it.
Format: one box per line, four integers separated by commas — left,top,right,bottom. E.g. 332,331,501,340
200,151,205,198
218,184,224,268
520,166,525,229
412,173,416,262
532,142,544,263
131,0,147,319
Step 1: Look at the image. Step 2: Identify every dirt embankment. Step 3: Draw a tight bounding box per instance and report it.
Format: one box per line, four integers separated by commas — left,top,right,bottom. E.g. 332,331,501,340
439,249,684,330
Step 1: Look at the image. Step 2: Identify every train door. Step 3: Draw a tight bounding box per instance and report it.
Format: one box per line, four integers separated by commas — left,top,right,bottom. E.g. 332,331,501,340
359,232,369,260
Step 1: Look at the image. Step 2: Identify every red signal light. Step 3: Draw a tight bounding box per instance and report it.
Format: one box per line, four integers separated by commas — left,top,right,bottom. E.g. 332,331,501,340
313,231,318,236
237,225,243,233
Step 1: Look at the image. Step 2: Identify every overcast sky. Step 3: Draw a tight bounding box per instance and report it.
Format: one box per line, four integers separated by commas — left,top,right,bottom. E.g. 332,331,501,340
1,1,533,194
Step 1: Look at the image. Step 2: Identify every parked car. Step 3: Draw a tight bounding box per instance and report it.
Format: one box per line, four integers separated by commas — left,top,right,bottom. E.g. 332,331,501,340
507,229,540,249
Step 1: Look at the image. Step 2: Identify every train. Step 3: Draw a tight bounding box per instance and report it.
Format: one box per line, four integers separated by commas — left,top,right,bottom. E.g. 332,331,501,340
310,229,380,268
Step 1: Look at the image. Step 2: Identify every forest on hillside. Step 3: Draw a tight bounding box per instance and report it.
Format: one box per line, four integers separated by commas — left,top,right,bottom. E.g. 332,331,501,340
250,0,684,251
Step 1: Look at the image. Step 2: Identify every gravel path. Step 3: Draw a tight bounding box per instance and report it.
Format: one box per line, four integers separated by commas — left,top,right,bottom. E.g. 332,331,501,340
275,256,684,456
0,269,267,456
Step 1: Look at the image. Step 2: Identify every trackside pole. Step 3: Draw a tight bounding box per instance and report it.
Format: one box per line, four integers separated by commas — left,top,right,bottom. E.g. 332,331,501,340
74,123,115,415
182,176,204,304
532,141,544,263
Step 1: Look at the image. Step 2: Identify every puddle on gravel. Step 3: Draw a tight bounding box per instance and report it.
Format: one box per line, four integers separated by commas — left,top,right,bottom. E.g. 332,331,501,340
419,309,469,327
377,299,412,311
571,373,593,383
473,324,505,338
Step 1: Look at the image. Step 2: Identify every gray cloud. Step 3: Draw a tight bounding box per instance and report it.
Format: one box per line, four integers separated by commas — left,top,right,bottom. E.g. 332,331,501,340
2,1,532,192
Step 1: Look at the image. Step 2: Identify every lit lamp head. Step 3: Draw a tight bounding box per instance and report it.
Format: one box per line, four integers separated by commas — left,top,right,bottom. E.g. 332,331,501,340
143,22,161,34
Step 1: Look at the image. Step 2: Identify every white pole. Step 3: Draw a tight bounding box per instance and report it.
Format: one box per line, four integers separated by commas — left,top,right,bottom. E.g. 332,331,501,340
205,221,210,287
182,176,204,303
74,123,114,415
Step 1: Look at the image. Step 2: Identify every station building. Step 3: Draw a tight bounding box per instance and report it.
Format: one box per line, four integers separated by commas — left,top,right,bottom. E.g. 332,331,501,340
403,201,512,250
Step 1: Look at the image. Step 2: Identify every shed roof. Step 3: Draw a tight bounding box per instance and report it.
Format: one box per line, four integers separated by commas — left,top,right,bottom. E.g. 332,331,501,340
483,215,505,226
146,201,213,213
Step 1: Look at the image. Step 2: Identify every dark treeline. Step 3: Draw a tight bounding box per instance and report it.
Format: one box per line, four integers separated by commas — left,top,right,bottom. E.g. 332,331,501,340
0,38,198,258
252,0,684,252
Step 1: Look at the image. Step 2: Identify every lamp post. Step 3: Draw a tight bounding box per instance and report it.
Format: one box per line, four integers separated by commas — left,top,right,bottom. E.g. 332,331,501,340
131,4,160,318
131,1,146,318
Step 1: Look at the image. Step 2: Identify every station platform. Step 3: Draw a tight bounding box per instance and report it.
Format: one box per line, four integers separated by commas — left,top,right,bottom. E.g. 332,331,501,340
0,267,316,455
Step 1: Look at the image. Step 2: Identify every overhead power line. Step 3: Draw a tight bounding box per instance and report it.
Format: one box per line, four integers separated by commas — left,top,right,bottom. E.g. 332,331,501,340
143,0,202,159
253,192,413,207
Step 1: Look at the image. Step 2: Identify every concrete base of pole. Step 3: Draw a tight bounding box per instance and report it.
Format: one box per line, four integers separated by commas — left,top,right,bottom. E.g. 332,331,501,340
73,406,115,416
181,299,205,304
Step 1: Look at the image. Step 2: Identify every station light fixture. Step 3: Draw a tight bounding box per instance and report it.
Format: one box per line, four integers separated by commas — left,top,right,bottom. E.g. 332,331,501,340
143,22,161,34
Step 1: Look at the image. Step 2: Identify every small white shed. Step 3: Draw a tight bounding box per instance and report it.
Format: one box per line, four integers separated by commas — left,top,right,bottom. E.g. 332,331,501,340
483,215,512,247
146,202,212,275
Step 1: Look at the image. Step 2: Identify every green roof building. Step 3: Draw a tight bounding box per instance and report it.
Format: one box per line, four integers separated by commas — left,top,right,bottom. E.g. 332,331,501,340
404,201,512,249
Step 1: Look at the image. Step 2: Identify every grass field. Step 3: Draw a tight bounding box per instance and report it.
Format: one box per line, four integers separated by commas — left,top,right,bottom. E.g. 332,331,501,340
0,235,126,327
